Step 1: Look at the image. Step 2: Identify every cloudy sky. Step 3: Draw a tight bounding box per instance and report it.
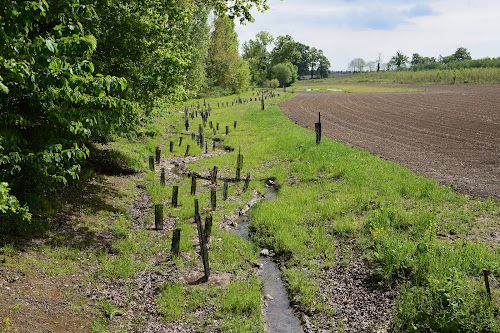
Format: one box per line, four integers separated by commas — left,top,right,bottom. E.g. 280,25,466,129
235,0,500,71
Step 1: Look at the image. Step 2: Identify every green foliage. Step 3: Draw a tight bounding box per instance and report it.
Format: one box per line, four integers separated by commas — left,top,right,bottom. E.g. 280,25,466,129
242,31,274,85
272,63,292,86
206,15,249,94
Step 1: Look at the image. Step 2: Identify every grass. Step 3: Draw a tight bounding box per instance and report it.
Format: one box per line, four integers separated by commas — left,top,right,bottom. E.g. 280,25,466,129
291,83,422,93
308,67,500,84
142,87,499,331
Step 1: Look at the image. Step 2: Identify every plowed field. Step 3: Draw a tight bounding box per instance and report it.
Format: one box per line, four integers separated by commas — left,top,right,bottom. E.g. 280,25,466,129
280,84,500,199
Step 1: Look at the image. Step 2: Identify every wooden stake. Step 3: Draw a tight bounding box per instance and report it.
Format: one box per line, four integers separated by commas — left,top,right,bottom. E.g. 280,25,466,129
483,268,492,301
234,120,237,128
191,174,196,195
172,185,179,208
170,141,174,153
155,204,163,230
149,156,155,171
160,168,165,186
179,136,183,146
156,146,161,164
171,228,181,257
243,173,250,192
184,145,190,157
211,188,216,211
236,167,241,181
226,126,229,135
205,215,213,240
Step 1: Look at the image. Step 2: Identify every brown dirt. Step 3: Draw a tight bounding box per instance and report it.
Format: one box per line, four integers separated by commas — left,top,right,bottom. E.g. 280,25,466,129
280,84,500,199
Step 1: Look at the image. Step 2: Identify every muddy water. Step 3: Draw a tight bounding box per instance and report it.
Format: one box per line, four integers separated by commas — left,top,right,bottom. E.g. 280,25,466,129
233,188,304,333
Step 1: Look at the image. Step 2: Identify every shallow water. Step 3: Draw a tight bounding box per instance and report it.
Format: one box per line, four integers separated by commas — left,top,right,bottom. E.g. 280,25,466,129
232,188,303,333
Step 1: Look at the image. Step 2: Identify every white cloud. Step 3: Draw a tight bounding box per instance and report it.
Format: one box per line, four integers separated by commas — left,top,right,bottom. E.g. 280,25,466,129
235,0,500,70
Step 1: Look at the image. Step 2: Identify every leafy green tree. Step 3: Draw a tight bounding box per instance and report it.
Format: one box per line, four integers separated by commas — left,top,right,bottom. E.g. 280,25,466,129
206,15,249,94
295,42,311,78
317,54,331,78
453,47,472,61
391,51,409,69
242,31,274,85
272,63,292,86
269,35,302,67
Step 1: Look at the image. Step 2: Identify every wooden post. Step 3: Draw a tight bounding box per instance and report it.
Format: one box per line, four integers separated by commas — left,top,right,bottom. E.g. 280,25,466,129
211,166,218,184
483,268,492,301
172,185,179,208
194,198,199,215
199,133,204,148
216,123,219,131
184,145,190,157
315,122,321,144
213,128,216,136
243,173,250,192
185,119,189,131
171,228,181,257
261,98,265,110
205,142,208,154
225,126,229,135
191,174,196,195
156,146,161,164
191,133,195,140
234,120,237,128
223,179,228,200
209,121,213,129
195,212,210,282
205,215,213,240
211,188,216,211
155,204,163,230
170,141,174,153
179,136,183,146
199,124,202,133
160,168,165,186
236,167,241,181
212,140,216,151
149,156,155,171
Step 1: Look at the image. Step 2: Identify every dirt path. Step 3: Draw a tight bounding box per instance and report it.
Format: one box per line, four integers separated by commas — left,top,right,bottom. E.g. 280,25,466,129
280,84,500,199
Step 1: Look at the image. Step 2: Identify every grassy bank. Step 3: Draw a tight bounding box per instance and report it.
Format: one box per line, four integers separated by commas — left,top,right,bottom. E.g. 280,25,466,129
312,67,500,84
1,87,498,332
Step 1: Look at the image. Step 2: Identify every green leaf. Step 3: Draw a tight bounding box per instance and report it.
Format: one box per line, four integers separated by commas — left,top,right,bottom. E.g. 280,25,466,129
0,82,9,94
45,38,56,53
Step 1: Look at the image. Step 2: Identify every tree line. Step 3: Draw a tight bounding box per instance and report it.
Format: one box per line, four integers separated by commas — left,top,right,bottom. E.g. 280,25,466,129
243,32,331,87
0,0,266,232
349,47,500,72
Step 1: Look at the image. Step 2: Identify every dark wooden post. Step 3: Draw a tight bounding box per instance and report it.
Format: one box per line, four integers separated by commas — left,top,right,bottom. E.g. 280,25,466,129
179,136,183,146
261,98,265,110
234,120,237,128
149,156,155,171
156,146,161,164
185,119,189,131
155,204,163,230
170,141,174,153
172,185,179,208
483,268,492,301
212,140,216,151
225,126,229,135
223,179,228,200
160,168,165,186
171,228,181,257
194,200,209,281
236,168,241,181
191,174,196,195
184,145,190,157
315,112,322,144
211,188,216,211
209,121,213,129
211,166,218,184
216,123,219,131
205,215,212,240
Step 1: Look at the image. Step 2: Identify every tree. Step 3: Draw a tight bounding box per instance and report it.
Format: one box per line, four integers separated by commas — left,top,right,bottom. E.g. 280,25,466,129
453,47,472,61
411,53,423,66
317,54,331,78
391,51,409,69
269,35,302,67
376,53,383,72
242,31,274,85
295,43,311,78
206,15,249,94
272,63,292,86
308,48,321,78
348,58,366,72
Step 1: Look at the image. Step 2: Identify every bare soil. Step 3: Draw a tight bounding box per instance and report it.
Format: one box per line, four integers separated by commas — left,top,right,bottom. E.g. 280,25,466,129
280,84,500,199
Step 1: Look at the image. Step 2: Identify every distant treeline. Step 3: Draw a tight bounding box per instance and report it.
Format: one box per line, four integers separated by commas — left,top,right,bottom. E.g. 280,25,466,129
409,57,500,71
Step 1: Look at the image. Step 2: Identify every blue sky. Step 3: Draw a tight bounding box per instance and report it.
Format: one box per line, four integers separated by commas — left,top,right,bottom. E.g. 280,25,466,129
235,0,500,71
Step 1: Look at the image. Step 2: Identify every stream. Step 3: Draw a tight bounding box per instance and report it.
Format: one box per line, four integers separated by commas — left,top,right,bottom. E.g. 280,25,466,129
233,187,304,333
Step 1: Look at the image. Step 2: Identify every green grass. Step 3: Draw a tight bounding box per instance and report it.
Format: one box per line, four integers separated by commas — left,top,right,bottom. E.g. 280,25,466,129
142,87,500,331
308,67,500,84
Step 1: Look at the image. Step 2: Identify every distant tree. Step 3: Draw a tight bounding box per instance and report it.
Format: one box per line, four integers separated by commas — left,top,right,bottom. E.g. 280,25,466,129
376,53,383,72
269,35,302,67
295,42,311,78
272,63,292,86
411,53,423,66
242,31,274,85
367,61,376,72
317,54,331,78
391,51,409,69
206,15,249,93
453,47,472,61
